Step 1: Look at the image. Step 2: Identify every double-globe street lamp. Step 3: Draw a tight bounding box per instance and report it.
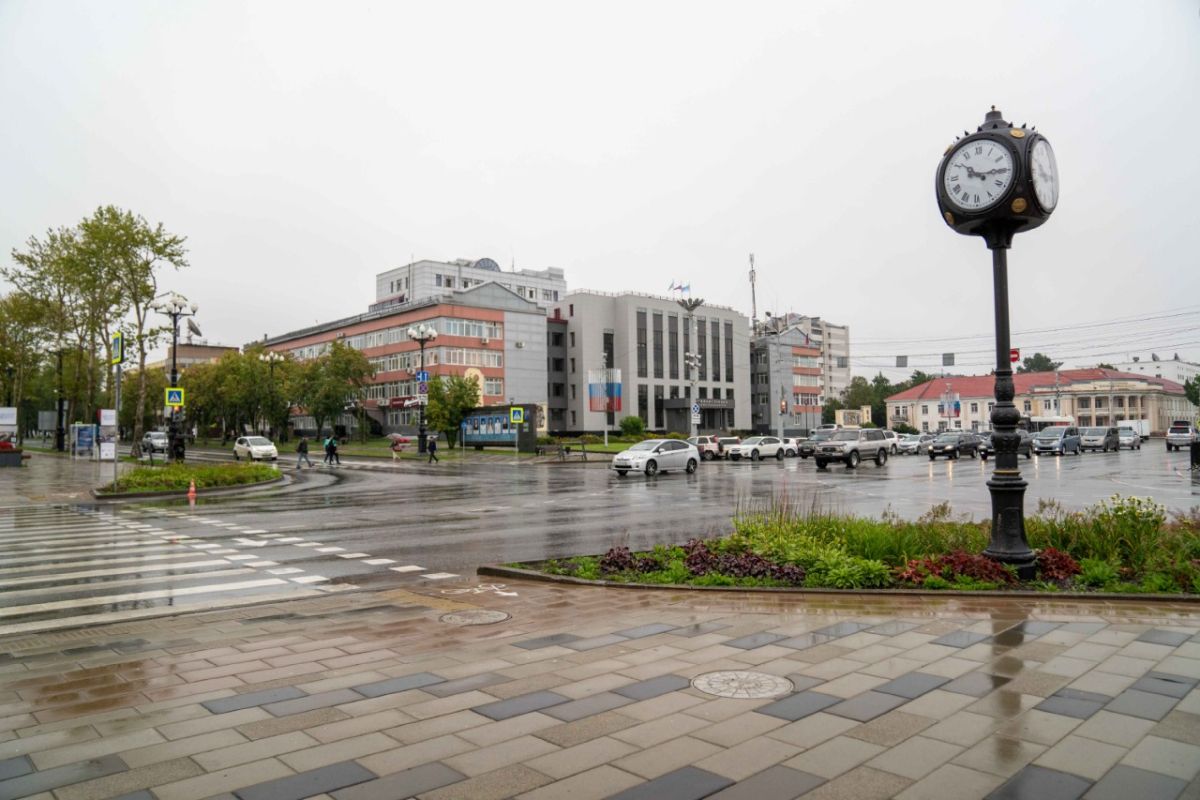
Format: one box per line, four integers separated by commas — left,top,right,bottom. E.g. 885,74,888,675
151,293,198,462
935,107,1059,578
259,351,284,439
407,323,437,453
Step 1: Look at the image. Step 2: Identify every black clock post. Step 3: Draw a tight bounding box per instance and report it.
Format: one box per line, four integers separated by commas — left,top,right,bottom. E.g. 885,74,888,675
935,107,1059,579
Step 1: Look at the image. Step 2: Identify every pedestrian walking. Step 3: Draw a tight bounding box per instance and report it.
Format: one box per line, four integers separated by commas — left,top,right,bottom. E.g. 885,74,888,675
296,436,314,468
330,437,341,466
391,439,405,461
427,436,438,463
322,435,333,465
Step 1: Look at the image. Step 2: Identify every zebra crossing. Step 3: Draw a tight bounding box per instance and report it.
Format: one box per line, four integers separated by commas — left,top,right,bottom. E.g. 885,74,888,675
0,505,458,638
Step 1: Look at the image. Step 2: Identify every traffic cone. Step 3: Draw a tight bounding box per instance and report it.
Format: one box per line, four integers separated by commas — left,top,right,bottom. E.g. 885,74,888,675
187,479,197,501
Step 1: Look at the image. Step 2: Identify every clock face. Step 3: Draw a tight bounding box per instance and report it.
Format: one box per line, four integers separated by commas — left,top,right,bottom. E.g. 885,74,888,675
1030,138,1059,211
943,139,1014,211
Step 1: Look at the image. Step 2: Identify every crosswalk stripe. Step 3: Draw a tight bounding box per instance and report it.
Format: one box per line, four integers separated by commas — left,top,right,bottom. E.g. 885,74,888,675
0,559,233,586
2,568,256,601
0,578,288,619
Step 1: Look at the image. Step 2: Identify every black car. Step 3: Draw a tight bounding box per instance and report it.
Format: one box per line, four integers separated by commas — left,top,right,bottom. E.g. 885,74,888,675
978,430,1033,460
928,432,980,460
798,430,835,459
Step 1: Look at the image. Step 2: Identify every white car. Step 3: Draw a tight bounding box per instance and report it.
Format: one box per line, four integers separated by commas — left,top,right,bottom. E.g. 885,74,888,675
1117,428,1141,451
881,430,900,454
726,436,786,461
612,439,699,477
780,437,801,457
233,436,278,461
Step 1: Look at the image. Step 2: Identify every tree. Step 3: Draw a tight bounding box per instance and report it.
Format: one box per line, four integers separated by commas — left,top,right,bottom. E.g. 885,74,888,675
1016,352,1063,373
426,375,481,447
295,341,374,438
1185,377,1199,409
822,398,844,424
0,292,48,443
1096,362,1115,370
78,207,188,454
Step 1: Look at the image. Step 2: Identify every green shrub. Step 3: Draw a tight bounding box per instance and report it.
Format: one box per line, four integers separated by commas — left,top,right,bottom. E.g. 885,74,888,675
620,416,646,437
1078,558,1120,588
804,550,891,589
103,462,278,494
664,431,688,440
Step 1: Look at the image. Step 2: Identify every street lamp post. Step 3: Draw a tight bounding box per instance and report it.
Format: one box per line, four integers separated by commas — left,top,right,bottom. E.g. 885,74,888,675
407,323,437,453
259,351,284,438
151,293,198,463
935,107,1058,579
677,298,705,436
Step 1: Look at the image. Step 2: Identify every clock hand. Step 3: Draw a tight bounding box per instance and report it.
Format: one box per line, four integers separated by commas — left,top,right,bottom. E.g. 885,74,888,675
982,167,1010,175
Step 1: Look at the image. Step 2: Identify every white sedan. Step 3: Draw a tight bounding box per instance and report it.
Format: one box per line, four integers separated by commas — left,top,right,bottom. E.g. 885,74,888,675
612,439,699,477
726,436,786,461
233,436,279,461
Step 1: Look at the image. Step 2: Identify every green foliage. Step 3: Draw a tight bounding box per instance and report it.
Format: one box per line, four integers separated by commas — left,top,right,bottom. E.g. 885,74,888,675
1185,377,1200,408
892,422,919,434
1026,495,1172,575
1016,352,1063,373
425,375,480,447
102,462,277,494
295,340,375,438
804,550,891,589
578,434,601,445
620,416,646,437
664,431,688,440
1078,558,1120,588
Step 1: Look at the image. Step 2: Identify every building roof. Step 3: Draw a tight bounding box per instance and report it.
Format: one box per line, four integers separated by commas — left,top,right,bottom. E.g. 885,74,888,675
886,369,1187,403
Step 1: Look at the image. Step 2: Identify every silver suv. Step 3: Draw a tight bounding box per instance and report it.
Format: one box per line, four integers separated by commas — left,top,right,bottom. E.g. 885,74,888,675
814,428,890,469
1166,421,1197,452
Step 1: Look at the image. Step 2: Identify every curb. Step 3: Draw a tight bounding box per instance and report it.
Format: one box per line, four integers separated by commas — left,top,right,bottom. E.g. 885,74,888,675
91,472,287,501
478,564,1200,603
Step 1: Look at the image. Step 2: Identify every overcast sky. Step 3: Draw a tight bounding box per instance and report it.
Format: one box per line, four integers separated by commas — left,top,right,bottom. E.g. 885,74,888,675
2,1,1198,380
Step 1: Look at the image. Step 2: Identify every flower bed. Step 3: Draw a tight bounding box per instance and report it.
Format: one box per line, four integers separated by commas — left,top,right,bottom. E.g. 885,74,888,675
530,495,1200,594
99,462,280,495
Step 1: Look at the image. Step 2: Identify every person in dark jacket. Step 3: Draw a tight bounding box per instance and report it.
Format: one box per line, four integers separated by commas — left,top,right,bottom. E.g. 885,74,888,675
296,437,313,468
427,437,438,463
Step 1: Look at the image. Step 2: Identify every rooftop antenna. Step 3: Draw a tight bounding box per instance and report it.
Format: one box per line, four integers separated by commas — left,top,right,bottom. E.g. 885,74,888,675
748,253,758,335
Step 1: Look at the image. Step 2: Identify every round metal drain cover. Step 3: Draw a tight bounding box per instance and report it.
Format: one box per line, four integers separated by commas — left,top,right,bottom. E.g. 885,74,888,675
691,670,794,699
439,609,510,626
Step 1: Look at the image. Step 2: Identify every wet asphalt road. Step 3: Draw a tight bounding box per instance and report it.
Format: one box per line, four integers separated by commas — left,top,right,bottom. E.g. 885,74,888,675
2,444,1197,636
132,444,1200,576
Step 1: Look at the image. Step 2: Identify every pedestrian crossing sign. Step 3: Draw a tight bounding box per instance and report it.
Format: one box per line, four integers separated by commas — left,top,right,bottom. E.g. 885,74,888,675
165,387,185,407
510,407,524,424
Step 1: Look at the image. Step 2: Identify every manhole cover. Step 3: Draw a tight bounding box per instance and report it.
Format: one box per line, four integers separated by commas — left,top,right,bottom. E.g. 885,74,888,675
439,609,510,626
691,671,794,699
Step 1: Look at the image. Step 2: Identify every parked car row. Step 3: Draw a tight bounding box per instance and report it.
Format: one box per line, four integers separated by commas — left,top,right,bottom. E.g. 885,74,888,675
618,422,1173,477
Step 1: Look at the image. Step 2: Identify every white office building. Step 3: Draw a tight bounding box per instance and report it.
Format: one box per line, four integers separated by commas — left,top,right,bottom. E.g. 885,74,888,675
373,258,567,312
783,315,852,401
559,291,751,434
1105,355,1199,387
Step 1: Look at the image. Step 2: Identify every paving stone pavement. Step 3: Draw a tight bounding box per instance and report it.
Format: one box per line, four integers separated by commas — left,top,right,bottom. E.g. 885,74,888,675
1,580,1199,799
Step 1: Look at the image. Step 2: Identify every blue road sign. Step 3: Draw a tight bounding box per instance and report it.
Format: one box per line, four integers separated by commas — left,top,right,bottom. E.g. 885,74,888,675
416,370,429,382
691,403,700,414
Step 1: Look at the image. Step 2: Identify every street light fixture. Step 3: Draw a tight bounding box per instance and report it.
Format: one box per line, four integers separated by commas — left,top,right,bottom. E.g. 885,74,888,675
407,322,437,453
150,292,198,462
259,351,284,438
677,297,705,436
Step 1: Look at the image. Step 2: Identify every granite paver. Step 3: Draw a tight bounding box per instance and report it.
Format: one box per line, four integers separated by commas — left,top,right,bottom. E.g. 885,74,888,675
2,577,1198,800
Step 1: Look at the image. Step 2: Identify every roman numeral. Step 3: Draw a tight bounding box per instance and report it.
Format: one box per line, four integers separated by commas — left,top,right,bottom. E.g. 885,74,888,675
973,194,980,203
994,180,1003,186
975,146,983,155
950,175,959,182
952,184,961,194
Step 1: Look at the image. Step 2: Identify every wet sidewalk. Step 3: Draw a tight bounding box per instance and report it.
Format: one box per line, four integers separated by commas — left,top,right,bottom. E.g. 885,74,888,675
1,581,1199,800
0,451,135,506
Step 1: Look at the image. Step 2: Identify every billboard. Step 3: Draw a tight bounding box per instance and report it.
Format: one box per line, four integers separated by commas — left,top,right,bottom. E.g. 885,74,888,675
587,368,622,412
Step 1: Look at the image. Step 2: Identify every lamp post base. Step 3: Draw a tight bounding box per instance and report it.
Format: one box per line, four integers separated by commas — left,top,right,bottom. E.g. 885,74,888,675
983,472,1036,579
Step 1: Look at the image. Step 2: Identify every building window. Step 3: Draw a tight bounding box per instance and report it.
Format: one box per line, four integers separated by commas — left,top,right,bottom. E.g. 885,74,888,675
710,320,720,382
552,383,563,397
636,310,648,378
921,405,928,415
569,304,574,316
683,318,691,380
551,332,562,347
569,332,575,347
970,402,978,413
570,358,576,373
551,358,564,372
484,378,504,395
652,312,664,379
696,317,707,382
570,384,576,399
654,386,664,428
638,384,648,424
668,315,679,380
571,410,576,427
724,321,734,382
1023,400,1032,412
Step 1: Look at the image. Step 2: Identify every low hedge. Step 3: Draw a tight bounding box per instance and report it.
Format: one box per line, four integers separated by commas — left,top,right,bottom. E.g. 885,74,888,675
100,462,279,495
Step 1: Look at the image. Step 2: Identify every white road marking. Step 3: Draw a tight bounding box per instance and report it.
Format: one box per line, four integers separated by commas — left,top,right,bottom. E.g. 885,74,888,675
0,559,233,586
267,567,304,575
389,565,424,573
337,552,371,559
316,546,344,553
363,558,395,565
248,561,279,567
422,572,459,580
290,575,328,584
276,537,304,543
0,579,288,618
